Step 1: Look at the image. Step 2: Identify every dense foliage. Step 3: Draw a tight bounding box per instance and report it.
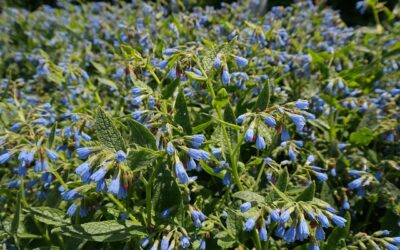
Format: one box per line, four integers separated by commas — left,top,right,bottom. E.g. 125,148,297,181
0,0,399,249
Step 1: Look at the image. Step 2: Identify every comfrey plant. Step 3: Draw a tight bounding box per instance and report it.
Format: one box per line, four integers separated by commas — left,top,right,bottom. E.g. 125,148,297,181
0,0,399,249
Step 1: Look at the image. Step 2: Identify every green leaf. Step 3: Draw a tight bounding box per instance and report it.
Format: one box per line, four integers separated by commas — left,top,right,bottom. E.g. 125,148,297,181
174,88,192,134
349,127,374,146
95,107,125,152
269,168,289,201
325,212,351,250
185,71,207,81
47,121,57,149
97,78,118,89
232,191,265,204
296,182,315,202
90,61,106,75
212,88,229,108
126,118,157,150
126,147,162,172
253,80,270,111
162,78,180,99
27,207,69,226
198,161,224,179
217,236,236,249
152,167,182,214
226,209,243,239
51,220,146,242
10,191,21,234
192,120,213,134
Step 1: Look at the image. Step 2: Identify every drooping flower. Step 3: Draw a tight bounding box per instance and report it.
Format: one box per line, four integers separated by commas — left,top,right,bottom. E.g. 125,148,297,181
240,202,252,212
235,56,248,67
331,215,347,228
295,99,309,110
115,150,127,162
175,161,190,184
244,218,256,232
256,135,266,150
187,148,210,161
76,147,91,159
259,225,268,241
244,128,254,142
265,116,277,127
290,114,306,131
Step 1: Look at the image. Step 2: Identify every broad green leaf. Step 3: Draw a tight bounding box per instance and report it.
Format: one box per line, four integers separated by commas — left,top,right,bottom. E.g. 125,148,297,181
126,147,163,172
152,167,182,214
325,212,351,250
226,209,243,239
174,88,192,134
349,127,374,146
217,236,236,249
296,182,315,202
126,118,157,150
97,77,118,89
51,220,146,242
253,80,270,111
162,78,180,99
95,107,125,152
232,191,265,204
27,207,69,226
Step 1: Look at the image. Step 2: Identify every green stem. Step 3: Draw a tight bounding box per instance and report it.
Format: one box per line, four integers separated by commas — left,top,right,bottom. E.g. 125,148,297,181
252,162,266,191
252,228,262,250
50,169,67,189
195,58,244,191
107,193,139,222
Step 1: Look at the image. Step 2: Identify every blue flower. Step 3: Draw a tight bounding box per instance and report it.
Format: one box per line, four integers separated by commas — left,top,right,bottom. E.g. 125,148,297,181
161,208,172,218
223,172,231,186
331,215,347,228
179,236,190,248
290,114,306,131
342,200,350,210
348,177,364,190
166,142,175,155
214,57,221,69
235,56,248,67
386,243,398,250
275,225,286,238
0,152,12,164
288,147,297,161
296,218,310,241
391,237,400,245
90,167,107,182
264,116,276,127
315,227,325,240
309,244,320,250
315,172,328,182
45,149,58,161
259,226,268,241
140,237,150,248
34,160,49,172
66,203,78,217
115,150,127,162
175,161,189,184
108,176,127,199
187,157,197,171
283,227,296,243
96,180,107,192
306,155,315,164
244,218,256,232
295,99,309,110
76,147,91,159
256,136,266,150
270,210,280,222
75,162,91,182
240,202,252,212
222,69,230,86
281,129,290,141
236,114,246,124
280,210,291,223
160,236,170,250
318,213,330,228
62,189,79,201
187,148,210,161
192,134,206,147
163,48,178,55
244,128,254,142
199,238,206,250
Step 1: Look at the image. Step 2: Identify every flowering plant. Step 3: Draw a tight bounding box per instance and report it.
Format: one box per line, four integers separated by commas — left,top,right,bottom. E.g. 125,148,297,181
0,0,399,249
